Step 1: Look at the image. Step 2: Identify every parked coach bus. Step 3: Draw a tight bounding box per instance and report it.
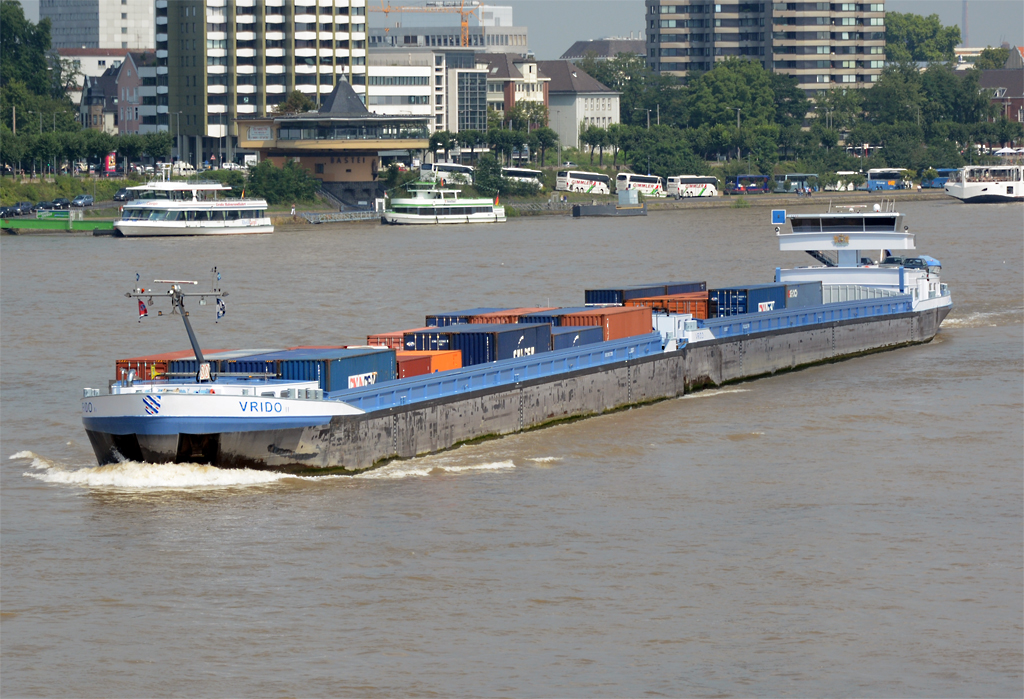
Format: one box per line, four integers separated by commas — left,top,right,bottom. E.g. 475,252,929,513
866,168,912,191
726,174,771,194
921,168,958,188
615,173,665,197
666,175,718,198
502,167,545,189
420,162,474,185
556,170,611,195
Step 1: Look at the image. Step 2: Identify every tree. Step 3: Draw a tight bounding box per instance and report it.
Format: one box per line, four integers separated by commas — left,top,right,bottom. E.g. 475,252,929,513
429,130,456,162
884,13,961,63
245,159,318,204
116,134,144,167
534,126,558,166
0,1,53,96
685,58,776,129
473,153,503,195
769,72,810,128
581,125,604,165
973,46,1010,70
457,129,484,161
143,131,173,161
274,90,316,115
862,64,923,125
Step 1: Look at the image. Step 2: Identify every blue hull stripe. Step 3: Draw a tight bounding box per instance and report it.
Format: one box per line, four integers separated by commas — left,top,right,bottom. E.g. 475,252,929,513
83,415,331,436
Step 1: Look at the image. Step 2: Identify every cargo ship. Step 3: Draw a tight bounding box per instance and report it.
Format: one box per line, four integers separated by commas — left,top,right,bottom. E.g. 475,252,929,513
82,207,951,473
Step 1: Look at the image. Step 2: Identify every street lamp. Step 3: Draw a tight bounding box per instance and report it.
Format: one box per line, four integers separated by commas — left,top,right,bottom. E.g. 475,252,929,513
174,111,183,171
635,107,651,129
735,108,741,161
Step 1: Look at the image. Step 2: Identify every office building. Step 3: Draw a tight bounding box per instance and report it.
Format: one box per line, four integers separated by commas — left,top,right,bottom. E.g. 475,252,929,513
368,4,526,53
367,48,487,133
645,1,886,93
560,37,647,62
42,0,155,50
161,0,368,166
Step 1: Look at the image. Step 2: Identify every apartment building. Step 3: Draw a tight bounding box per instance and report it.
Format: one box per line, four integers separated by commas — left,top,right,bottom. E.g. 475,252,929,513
367,48,487,133
79,68,120,135
117,51,165,135
42,0,155,50
161,0,368,166
539,61,621,149
645,1,885,93
475,53,548,117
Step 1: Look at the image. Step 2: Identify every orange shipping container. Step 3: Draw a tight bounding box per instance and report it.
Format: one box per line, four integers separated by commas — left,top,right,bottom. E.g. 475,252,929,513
467,307,558,324
559,306,653,341
625,292,710,319
367,327,431,349
395,350,463,378
115,349,230,381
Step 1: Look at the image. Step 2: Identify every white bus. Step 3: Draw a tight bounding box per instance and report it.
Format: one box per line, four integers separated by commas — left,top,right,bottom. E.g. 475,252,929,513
502,167,544,189
420,162,474,185
616,173,665,197
666,175,718,198
556,170,611,195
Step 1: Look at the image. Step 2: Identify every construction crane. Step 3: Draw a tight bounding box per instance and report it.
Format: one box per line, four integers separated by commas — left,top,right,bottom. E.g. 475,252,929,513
371,0,480,47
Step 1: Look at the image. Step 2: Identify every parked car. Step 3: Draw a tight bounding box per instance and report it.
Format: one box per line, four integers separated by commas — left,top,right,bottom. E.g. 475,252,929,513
13,202,35,215
0,206,15,218
113,188,133,202
36,200,54,210
51,198,71,210
72,194,94,207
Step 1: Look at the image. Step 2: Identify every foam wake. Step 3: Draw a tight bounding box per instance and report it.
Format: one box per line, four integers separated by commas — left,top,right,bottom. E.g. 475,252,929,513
942,309,1022,328
13,451,288,489
680,388,750,400
356,459,516,480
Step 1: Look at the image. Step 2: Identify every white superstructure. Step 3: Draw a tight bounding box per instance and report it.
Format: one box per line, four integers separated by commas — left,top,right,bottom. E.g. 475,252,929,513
944,164,1023,203
114,181,273,237
382,183,505,225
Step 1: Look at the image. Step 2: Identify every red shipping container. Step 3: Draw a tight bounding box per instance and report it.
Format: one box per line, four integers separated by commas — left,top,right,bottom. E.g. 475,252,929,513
115,349,230,381
559,306,653,341
625,292,710,319
467,307,558,324
367,327,431,349
396,350,463,378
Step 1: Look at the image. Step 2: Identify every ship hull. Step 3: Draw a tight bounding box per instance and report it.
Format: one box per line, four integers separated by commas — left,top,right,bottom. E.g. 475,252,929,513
84,306,950,474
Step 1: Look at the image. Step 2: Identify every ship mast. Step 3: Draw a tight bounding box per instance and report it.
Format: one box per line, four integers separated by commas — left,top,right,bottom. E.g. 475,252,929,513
125,267,228,382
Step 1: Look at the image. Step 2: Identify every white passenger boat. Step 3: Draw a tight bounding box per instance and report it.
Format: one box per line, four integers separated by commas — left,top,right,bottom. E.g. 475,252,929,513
382,183,505,225
114,181,273,237
943,164,1023,203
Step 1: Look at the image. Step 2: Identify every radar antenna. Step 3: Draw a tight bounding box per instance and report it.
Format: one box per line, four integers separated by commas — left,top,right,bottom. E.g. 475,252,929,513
125,267,228,383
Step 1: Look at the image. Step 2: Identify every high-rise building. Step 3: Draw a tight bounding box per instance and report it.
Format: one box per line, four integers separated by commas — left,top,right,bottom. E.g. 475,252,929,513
42,0,155,50
161,0,368,166
645,1,886,93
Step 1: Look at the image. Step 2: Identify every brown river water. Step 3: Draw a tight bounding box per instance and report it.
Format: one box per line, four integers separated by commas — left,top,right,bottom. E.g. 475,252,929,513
2,199,1022,697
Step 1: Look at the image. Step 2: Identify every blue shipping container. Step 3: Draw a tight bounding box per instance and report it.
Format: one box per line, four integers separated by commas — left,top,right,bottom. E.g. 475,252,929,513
425,307,508,327
404,323,551,366
518,307,593,326
585,281,707,305
783,281,823,309
709,284,788,317
168,348,283,376
225,347,396,392
550,325,604,351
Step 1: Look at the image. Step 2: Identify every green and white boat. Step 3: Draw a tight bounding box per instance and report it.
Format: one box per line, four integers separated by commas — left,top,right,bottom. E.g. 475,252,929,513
382,183,506,225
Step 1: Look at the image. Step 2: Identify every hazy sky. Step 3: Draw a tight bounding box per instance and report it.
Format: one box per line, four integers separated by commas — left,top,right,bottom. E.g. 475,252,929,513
19,0,1023,60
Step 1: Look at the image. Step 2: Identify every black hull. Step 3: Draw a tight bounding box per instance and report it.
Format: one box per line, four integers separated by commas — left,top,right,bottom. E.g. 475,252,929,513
86,306,950,474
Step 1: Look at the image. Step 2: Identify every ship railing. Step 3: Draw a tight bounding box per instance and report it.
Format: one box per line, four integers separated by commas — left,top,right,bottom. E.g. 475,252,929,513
699,295,915,339
331,333,666,412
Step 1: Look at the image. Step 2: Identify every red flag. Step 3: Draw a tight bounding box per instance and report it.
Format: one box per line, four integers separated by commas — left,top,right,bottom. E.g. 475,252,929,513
138,299,148,321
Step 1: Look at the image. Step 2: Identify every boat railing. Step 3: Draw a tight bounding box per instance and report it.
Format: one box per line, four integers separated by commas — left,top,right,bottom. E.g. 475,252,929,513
698,295,915,339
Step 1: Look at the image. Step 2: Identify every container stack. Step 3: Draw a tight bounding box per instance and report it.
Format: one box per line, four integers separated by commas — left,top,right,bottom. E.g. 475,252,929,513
403,323,552,366
550,326,604,350
625,291,711,319
223,347,397,392
425,308,508,327
395,350,463,378
116,348,230,381
584,282,706,305
367,327,431,349
558,306,654,341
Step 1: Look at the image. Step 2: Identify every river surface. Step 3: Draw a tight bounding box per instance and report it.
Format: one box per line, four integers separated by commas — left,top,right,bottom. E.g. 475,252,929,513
2,200,1022,697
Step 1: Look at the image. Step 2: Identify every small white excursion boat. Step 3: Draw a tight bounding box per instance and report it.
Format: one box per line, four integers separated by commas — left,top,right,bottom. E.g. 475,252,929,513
382,183,505,225
114,181,273,237
944,164,1023,204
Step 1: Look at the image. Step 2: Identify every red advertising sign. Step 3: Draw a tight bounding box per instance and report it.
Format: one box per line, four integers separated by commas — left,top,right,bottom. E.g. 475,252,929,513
105,152,117,173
